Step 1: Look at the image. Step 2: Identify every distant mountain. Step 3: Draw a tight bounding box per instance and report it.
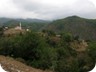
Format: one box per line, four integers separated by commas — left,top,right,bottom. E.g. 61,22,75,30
0,18,12,26
0,17,49,25
15,18,49,23
45,16,96,40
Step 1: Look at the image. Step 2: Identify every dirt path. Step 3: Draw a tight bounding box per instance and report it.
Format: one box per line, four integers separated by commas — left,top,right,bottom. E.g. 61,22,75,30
0,55,51,72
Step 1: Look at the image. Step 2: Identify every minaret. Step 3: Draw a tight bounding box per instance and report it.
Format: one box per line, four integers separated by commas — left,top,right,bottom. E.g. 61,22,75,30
19,22,22,30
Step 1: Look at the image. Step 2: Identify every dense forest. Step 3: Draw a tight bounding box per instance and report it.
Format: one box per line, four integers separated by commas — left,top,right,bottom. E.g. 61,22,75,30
0,16,96,72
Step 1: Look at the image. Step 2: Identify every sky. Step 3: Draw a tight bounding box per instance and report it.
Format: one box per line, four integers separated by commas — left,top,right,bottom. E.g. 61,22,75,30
0,0,96,20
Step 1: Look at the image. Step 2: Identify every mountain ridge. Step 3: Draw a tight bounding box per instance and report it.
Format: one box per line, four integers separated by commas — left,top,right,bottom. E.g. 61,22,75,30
0,17,50,24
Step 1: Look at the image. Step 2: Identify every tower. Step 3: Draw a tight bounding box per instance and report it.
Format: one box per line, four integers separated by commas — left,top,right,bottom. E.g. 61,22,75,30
19,22,22,30
15,22,22,30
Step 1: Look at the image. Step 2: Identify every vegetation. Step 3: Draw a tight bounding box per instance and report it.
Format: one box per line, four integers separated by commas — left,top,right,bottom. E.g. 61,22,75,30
88,41,96,62
0,27,95,72
0,16,96,72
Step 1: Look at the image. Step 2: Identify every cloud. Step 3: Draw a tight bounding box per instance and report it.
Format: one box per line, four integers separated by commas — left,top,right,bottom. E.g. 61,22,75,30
0,0,96,20
70,0,96,18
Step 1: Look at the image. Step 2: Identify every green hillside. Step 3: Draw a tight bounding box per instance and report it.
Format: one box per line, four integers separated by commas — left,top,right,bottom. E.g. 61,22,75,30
46,16,96,40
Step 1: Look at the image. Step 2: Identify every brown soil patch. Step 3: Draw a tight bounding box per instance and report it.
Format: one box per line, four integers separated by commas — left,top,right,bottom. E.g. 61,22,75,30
0,55,51,72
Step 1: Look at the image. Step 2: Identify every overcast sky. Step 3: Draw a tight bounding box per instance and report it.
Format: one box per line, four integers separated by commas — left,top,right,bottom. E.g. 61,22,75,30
0,0,96,20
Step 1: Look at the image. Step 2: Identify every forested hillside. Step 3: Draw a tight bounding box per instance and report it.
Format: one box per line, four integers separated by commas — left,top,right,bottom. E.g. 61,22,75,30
0,29,95,72
46,16,96,40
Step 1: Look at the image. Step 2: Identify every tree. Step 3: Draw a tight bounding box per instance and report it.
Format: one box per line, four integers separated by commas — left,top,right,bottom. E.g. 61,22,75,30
88,42,96,62
0,27,4,36
61,33,73,43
